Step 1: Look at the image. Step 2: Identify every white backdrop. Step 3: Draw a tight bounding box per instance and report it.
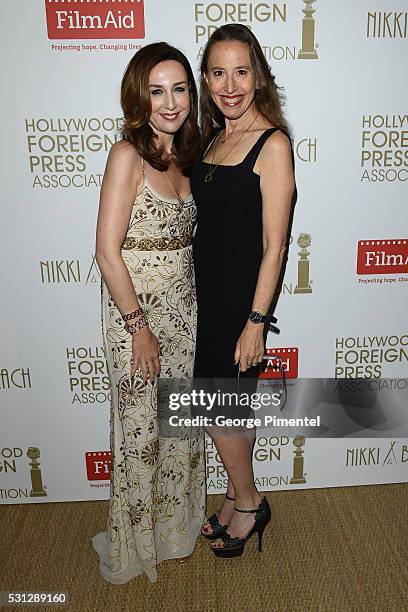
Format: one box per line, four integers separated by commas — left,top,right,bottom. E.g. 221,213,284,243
0,0,407,504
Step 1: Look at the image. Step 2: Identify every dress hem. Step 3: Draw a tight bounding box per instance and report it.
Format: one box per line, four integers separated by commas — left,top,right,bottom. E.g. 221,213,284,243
91,531,200,585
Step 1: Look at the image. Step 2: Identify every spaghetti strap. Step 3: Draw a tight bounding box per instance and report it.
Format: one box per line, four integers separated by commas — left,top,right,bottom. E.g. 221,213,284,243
133,156,147,200
140,156,148,190
202,129,223,159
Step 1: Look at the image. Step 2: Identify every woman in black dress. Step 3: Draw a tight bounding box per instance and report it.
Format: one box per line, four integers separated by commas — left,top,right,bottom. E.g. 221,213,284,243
191,24,295,557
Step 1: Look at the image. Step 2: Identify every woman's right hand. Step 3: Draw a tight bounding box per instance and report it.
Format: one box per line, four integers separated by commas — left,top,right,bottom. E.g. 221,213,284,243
131,326,161,384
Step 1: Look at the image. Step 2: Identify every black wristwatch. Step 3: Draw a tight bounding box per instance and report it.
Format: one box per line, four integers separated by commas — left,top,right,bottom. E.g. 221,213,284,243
248,311,267,324
248,311,279,331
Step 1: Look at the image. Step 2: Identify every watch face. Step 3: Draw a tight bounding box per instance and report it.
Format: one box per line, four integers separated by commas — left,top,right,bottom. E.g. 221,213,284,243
250,312,262,323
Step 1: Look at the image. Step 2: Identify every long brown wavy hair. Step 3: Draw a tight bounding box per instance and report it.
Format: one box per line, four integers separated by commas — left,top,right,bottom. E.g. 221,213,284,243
121,42,201,174
199,24,291,143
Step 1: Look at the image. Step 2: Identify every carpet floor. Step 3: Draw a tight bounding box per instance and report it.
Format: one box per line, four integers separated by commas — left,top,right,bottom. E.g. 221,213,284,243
1,483,407,612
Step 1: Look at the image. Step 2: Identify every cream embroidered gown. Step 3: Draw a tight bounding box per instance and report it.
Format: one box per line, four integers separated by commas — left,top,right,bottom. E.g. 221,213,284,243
92,160,206,584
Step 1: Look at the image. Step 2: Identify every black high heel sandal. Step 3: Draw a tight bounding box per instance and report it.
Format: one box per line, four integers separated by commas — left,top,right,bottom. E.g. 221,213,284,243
201,493,235,540
211,497,271,558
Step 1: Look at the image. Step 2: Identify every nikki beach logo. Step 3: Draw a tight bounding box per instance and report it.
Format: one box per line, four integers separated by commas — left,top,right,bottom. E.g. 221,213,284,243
45,0,145,39
367,11,408,38
40,255,100,285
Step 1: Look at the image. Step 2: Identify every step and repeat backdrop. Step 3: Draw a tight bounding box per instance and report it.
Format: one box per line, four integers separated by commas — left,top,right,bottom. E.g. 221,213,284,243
0,0,407,504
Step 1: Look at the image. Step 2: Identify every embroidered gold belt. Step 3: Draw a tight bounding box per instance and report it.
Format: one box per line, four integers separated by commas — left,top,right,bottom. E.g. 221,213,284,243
121,234,193,251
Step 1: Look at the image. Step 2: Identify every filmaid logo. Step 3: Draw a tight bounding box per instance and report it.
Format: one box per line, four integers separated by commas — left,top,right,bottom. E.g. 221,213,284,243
357,239,408,285
194,0,318,61
86,451,111,488
259,347,299,379
45,0,145,40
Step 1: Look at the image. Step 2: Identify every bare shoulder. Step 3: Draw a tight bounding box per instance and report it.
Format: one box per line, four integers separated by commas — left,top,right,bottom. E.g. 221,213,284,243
107,139,141,169
255,130,293,180
104,139,143,191
260,129,292,159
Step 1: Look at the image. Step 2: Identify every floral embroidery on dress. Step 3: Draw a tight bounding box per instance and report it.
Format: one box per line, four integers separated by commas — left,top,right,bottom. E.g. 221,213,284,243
92,173,205,585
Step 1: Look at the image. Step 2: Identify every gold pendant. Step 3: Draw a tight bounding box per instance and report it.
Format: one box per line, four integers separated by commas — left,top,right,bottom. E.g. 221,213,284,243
204,172,213,183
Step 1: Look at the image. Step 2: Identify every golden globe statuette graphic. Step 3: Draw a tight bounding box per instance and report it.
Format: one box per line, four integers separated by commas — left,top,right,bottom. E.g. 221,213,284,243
294,233,312,294
298,0,318,59
290,435,306,484
27,447,47,497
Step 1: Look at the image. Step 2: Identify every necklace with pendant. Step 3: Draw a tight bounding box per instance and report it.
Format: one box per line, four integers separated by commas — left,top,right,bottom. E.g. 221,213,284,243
204,113,259,183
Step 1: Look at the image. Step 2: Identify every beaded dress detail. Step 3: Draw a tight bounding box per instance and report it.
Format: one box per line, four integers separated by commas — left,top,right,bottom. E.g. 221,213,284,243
92,159,206,584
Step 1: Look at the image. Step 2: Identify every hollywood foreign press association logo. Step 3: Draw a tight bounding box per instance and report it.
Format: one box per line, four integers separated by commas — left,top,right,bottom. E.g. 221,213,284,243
0,447,47,501
194,0,318,62
279,233,313,296
45,0,145,39
67,346,111,405
298,0,318,59
206,436,307,490
360,114,408,183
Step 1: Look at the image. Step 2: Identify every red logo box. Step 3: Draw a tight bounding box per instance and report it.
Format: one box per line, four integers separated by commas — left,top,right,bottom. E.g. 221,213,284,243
45,0,145,39
357,239,408,275
259,347,299,379
86,451,111,481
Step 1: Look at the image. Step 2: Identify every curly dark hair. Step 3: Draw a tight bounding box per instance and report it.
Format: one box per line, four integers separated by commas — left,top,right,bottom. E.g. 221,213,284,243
121,42,201,174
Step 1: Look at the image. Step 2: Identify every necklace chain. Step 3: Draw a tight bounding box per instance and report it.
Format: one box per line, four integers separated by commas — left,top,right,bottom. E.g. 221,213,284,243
163,168,184,206
204,114,259,183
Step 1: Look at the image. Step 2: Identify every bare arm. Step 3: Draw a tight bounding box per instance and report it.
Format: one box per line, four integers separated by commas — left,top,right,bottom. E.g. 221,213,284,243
95,140,142,314
96,141,160,382
235,130,295,371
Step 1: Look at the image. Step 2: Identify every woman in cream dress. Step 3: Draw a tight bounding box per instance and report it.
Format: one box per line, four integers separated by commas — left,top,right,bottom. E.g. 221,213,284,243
92,43,206,584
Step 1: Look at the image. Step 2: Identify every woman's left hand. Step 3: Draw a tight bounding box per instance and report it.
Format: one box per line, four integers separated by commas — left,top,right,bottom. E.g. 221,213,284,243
234,323,265,373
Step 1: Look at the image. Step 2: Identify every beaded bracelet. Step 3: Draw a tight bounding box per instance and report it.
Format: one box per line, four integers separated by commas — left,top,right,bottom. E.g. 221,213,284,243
122,307,144,322
124,315,148,335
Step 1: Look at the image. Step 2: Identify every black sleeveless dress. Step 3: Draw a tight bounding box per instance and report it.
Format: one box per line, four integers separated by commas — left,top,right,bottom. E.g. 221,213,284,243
191,128,286,380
